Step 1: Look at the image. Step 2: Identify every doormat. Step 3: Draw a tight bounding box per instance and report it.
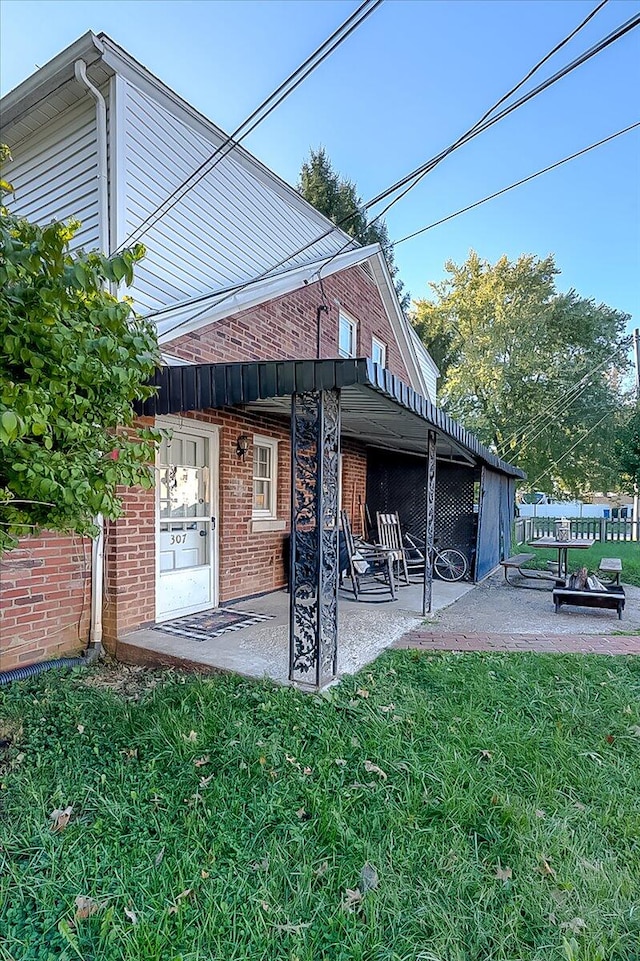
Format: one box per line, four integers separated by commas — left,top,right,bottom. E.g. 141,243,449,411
154,607,275,641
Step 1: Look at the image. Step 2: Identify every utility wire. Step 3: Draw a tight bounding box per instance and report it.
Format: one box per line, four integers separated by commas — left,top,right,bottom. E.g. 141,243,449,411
392,123,640,249
528,410,611,490
496,335,634,457
117,0,383,252
316,8,640,278
147,8,640,334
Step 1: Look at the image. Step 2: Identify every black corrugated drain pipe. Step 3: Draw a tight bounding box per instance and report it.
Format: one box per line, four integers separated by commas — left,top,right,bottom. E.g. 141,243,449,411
0,645,101,687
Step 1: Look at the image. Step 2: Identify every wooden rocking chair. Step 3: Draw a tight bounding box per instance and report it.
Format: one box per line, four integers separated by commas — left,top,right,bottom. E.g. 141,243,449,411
376,512,425,585
340,510,396,601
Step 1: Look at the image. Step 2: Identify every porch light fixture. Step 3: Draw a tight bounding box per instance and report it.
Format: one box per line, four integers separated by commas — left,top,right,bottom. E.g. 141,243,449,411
236,434,250,461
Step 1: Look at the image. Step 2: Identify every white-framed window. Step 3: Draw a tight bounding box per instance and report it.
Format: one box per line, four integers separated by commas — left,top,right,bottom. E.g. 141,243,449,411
371,336,387,368
252,436,278,519
338,312,357,358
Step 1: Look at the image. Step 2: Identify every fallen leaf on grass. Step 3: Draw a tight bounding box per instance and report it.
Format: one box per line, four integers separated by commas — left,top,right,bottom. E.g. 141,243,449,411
478,750,493,762
538,858,556,878
201,869,210,879
50,806,73,833
303,766,312,776
77,724,85,734
359,862,379,892
124,906,138,925
535,809,546,819
194,755,210,767
296,807,307,820
274,921,312,933
199,774,214,788
183,731,198,743
379,703,395,714
630,725,640,737
495,865,512,881
314,860,329,877
74,896,106,920
341,888,363,911
605,734,615,744
364,760,387,780
260,900,270,912
155,846,165,867
120,747,138,759
334,758,347,766
251,858,270,873
561,917,586,934
168,889,194,914
356,689,370,699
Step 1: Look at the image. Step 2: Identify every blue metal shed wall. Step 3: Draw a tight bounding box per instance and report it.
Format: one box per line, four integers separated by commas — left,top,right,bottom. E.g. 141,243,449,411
475,467,503,580
500,476,516,561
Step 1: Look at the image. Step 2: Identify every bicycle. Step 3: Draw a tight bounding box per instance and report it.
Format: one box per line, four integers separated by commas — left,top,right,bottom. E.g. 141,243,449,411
404,532,468,582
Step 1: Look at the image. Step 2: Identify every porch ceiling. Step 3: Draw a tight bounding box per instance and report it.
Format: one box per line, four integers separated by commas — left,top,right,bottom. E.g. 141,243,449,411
139,358,524,478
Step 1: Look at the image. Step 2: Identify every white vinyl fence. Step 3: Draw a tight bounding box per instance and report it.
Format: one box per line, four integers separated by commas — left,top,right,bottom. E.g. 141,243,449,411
514,516,639,544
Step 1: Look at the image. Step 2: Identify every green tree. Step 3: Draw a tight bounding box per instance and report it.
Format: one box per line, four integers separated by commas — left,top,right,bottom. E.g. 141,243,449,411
0,149,160,552
412,251,630,496
616,402,640,493
298,147,409,310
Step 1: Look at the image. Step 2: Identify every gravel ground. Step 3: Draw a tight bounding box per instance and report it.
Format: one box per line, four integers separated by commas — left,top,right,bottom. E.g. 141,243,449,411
423,571,640,635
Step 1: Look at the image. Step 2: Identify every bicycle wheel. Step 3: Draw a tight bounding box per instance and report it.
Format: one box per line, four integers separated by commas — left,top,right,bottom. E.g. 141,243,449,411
433,549,467,582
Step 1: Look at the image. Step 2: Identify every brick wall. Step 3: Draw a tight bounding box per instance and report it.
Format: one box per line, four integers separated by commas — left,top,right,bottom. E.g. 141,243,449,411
167,264,411,383
0,534,91,671
1,266,382,666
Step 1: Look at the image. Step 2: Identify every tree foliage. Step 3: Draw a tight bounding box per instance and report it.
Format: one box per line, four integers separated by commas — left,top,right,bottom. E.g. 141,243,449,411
298,147,409,310
615,402,640,494
0,151,160,551
412,251,631,497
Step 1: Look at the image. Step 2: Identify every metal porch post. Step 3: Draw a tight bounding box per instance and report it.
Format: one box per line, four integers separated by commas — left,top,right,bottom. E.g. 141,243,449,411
422,430,437,616
289,389,341,688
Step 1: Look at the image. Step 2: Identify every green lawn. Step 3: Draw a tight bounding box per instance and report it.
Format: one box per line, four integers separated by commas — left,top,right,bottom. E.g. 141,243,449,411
520,540,640,587
1,653,639,961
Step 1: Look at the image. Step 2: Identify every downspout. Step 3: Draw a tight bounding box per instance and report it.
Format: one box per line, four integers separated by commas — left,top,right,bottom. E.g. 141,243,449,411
75,59,109,654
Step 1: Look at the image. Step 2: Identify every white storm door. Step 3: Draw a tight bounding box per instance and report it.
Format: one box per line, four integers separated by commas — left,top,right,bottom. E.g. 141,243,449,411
157,426,217,620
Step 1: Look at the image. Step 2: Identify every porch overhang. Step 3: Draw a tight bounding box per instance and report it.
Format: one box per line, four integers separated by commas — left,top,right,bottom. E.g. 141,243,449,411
138,358,524,479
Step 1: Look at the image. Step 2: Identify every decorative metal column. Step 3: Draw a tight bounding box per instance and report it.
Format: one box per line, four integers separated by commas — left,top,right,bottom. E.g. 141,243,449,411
422,430,437,616
289,389,341,688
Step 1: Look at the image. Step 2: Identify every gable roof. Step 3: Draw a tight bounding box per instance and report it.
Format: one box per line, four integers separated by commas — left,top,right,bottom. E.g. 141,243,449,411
1,31,437,399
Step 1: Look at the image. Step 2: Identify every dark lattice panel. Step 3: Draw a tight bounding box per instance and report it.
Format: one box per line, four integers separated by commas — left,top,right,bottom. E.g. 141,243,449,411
366,451,477,570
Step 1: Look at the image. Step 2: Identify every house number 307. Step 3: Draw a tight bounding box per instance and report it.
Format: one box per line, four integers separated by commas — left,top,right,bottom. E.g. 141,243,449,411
170,533,187,545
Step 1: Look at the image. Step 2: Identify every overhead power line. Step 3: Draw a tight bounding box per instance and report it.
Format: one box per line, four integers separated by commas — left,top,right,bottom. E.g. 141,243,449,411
117,0,383,251
496,335,634,458
528,410,611,490
391,123,640,249
317,7,639,276
146,6,639,334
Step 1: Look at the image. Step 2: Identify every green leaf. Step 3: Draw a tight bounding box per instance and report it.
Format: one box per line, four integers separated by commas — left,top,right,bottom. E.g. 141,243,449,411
0,409,18,443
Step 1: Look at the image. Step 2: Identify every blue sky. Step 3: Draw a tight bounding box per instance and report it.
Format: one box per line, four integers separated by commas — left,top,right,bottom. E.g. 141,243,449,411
1,0,638,329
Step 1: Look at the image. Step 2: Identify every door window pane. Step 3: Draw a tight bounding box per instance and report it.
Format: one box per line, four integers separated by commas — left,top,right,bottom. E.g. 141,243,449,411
159,435,209,519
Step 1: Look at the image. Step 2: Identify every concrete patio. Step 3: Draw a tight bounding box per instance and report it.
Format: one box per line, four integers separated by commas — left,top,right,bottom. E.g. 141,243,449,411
117,578,473,685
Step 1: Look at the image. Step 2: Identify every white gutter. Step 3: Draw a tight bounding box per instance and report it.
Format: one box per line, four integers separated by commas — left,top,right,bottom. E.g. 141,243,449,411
75,58,108,652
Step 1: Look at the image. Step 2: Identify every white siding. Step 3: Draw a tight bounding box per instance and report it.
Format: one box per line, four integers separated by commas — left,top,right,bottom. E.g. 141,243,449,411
3,98,100,252
408,328,438,402
121,80,348,313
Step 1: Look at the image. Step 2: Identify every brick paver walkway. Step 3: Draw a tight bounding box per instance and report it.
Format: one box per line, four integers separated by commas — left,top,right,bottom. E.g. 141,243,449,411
394,631,640,655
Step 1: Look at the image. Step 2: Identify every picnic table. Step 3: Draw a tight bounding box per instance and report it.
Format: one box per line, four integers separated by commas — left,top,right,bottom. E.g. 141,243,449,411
528,536,595,580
